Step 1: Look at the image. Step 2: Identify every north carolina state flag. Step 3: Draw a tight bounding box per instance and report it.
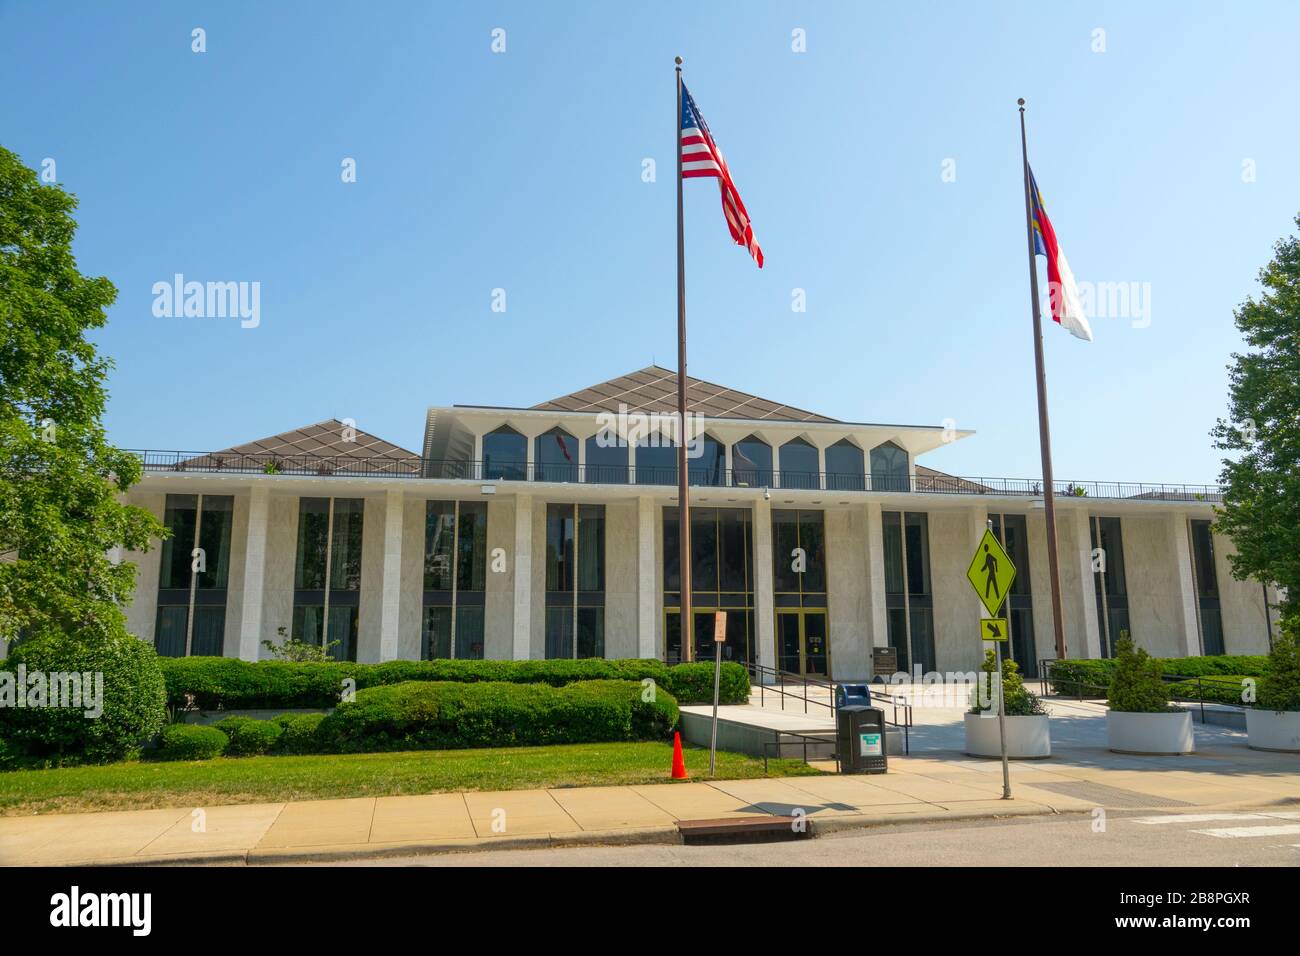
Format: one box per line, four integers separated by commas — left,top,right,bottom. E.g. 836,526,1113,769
1029,168,1093,341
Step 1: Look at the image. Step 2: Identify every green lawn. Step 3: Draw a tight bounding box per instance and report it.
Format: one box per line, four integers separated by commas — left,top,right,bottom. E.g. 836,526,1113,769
0,742,821,816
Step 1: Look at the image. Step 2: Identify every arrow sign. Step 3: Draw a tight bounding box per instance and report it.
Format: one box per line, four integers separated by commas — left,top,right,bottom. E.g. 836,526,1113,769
966,528,1017,617
980,617,1009,642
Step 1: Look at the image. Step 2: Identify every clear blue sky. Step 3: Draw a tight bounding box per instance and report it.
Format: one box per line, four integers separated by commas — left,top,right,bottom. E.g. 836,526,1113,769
3,1,1297,484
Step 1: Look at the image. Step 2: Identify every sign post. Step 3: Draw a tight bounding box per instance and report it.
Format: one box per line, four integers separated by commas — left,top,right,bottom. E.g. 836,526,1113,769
709,611,726,775
966,526,1017,800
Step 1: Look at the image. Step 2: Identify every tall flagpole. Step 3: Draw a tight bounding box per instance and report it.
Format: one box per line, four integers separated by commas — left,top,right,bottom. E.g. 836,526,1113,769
676,57,694,663
1018,97,1068,661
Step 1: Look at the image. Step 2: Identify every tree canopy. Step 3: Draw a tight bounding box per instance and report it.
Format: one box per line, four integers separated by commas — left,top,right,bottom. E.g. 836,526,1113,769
0,145,163,645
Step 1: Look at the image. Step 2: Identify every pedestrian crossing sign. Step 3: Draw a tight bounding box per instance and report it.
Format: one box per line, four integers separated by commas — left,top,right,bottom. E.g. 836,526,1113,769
980,618,1009,642
966,528,1016,617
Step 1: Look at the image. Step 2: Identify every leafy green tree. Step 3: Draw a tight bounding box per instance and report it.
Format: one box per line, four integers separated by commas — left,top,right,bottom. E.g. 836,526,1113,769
0,146,164,645
1211,214,1300,632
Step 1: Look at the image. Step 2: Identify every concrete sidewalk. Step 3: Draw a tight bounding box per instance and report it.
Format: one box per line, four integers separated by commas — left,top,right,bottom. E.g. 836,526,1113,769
5,739,1299,866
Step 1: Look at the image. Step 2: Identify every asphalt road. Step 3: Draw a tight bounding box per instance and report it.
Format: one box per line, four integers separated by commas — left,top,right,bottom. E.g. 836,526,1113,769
333,810,1300,867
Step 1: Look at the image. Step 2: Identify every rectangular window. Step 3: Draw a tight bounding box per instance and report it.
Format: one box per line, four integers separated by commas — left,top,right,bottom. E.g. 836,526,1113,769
1089,516,1129,658
883,511,933,675
422,500,488,660
292,497,364,662
545,504,605,658
154,493,234,657
1189,519,1225,655
990,513,1037,677
772,510,827,602
662,508,755,664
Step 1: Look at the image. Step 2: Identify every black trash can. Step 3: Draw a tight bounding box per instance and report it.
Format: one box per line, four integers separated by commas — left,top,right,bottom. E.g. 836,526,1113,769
836,704,888,774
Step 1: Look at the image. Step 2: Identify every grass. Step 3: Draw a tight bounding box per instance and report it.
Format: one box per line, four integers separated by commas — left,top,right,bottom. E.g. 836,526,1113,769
0,742,822,816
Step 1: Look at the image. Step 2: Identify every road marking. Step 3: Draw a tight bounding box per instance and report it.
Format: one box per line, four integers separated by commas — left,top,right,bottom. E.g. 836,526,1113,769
1192,824,1300,839
1130,813,1269,825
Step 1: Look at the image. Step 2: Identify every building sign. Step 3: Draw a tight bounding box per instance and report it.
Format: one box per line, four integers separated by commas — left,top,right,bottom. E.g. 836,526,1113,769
713,611,726,642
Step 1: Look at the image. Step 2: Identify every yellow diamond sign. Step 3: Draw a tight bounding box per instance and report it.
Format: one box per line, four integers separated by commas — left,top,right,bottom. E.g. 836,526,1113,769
966,528,1016,617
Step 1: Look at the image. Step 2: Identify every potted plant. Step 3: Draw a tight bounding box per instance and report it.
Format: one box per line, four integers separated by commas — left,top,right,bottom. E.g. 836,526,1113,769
1106,635,1194,754
964,650,1051,758
1246,624,1300,753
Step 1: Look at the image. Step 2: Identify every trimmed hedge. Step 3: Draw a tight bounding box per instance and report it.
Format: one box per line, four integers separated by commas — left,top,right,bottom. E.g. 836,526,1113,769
213,716,282,756
155,723,228,761
1047,654,1271,697
272,712,327,755
159,657,747,710
314,679,679,753
0,627,168,764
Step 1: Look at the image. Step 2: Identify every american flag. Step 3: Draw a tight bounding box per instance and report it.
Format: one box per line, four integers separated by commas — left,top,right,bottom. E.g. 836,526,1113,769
680,82,763,268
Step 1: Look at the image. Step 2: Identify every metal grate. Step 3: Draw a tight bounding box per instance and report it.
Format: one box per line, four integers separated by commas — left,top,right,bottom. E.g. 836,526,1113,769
1030,781,1193,809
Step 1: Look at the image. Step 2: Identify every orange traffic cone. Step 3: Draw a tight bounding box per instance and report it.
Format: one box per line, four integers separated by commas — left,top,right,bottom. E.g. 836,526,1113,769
671,731,689,780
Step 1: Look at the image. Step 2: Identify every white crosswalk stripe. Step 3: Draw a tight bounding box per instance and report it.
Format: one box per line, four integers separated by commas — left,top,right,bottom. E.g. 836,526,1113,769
1130,811,1300,841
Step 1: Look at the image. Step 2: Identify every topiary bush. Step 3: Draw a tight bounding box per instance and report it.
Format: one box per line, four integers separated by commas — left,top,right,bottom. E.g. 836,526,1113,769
154,723,228,761
1107,636,1176,713
158,657,744,710
314,679,679,754
213,716,282,756
1258,631,1300,713
272,712,327,754
0,627,168,764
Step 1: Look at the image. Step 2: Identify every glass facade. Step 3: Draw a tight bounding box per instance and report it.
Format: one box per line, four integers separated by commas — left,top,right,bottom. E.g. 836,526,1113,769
535,428,579,483
483,426,527,481
1189,519,1225,655
544,504,605,658
663,507,755,665
731,435,773,488
634,439,677,486
292,497,363,661
422,500,488,659
1089,516,1130,658
155,494,233,657
825,439,865,491
585,434,629,484
688,434,726,487
883,511,934,674
772,510,829,675
990,513,1037,676
870,442,910,492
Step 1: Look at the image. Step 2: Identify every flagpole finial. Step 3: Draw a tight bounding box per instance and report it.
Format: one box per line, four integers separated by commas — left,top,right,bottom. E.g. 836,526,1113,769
675,56,683,67
1017,97,1025,109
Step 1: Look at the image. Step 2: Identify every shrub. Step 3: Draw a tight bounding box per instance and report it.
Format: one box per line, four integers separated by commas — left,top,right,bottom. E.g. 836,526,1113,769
213,716,282,756
1257,632,1300,713
0,627,168,764
314,679,679,754
1107,636,1175,713
155,723,228,761
272,712,327,754
158,657,743,710
971,650,1046,716
1047,653,1272,697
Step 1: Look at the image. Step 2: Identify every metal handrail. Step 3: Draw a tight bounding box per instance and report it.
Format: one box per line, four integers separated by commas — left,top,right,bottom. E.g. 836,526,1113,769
762,731,840,774
1038,658,1254,723
745,661,911,754
126,450,1223,502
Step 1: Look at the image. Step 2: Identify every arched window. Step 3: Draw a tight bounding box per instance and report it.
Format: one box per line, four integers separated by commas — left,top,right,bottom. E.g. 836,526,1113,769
779,438,819,490
688,433,725,487
534,427,578,483
870,441,909,493
635,436,677,486
732,435,772,488
826,439,865,491
584,433,628,484
483,425,527,481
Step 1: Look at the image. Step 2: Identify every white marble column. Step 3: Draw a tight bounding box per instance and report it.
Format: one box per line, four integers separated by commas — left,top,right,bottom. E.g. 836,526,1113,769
1072,508,1102,659
1170,512,1201,655
753,497,776,676
512,494,534,659
378,489,404,661
637,496,657,658
865,501,888,649
237,485,270,661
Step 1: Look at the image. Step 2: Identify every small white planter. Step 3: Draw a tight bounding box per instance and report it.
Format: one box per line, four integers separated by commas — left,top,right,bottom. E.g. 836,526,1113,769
964,712,1051,759
1106,710,1194,755
1246,709,1300,753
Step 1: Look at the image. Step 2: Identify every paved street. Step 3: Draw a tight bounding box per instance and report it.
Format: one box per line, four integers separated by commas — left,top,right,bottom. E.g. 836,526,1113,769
343,810,1300,867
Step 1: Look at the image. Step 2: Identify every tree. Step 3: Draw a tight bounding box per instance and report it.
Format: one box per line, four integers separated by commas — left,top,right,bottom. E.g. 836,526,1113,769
1211,214,1300,631
0,146,164,645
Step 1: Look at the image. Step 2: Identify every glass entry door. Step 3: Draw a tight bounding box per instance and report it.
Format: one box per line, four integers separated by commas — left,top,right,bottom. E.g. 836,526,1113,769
775,609,829,676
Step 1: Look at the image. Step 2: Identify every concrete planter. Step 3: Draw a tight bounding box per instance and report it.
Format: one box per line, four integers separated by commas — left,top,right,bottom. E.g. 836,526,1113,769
1106,710,1194,755
1246,709,1300,753
963,712,1051,759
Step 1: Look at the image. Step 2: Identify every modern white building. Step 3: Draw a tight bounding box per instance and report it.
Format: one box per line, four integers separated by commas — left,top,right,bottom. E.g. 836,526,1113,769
120,366,1280,679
